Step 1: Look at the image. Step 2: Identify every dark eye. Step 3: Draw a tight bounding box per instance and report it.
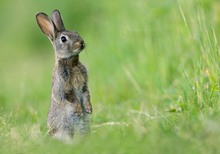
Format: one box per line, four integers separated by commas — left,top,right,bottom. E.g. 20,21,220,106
61,36,67,43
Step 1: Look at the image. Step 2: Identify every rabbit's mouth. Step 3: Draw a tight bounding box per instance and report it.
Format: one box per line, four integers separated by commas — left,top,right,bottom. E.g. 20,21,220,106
72,40,85,52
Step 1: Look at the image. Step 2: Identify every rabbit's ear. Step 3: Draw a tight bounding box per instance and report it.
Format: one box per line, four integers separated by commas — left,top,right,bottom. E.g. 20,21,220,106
51,10,65,32
36,12,55,40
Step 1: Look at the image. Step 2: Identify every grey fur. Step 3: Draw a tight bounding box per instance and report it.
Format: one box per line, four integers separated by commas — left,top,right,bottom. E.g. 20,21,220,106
51,10,65,32
36,10,92,142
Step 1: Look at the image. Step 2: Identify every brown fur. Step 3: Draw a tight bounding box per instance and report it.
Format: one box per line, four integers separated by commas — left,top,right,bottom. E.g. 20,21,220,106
51,55,92,115
36,10,92,141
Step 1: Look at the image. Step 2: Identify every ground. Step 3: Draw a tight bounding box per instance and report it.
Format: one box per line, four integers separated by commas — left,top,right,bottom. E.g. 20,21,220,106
1,0,220,153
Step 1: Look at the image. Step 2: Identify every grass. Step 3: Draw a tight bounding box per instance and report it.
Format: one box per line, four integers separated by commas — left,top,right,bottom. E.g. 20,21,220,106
1,0,220,153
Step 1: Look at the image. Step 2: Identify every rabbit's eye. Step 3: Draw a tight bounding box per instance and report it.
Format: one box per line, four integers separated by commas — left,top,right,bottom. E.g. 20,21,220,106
61,36,67,43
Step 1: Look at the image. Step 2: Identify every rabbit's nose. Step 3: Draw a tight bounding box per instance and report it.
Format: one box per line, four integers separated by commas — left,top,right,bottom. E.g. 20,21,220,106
80,40,85,49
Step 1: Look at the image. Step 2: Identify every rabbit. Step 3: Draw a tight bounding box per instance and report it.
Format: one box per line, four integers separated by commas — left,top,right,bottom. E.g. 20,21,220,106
36,10,92,141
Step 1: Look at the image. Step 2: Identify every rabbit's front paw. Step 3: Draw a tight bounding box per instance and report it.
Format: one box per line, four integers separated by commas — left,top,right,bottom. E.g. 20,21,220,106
73,102,83,116
84,101,92,114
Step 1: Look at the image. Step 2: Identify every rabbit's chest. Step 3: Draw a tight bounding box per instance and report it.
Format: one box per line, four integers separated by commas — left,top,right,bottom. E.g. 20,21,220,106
71,67,85,89
61,67,85,90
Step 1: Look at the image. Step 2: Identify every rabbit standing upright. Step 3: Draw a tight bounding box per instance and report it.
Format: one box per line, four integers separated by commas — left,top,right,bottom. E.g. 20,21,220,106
36,10,92,141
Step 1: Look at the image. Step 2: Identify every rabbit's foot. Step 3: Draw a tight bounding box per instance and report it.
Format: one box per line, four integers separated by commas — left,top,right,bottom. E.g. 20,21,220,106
73,102,83,116
84,101,92,114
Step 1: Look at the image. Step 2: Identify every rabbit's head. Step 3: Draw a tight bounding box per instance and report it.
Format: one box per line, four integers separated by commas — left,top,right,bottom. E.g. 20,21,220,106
36,10,85,59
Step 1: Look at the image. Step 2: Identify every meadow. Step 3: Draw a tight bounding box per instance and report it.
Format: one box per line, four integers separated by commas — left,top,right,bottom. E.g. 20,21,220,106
1,0,220,153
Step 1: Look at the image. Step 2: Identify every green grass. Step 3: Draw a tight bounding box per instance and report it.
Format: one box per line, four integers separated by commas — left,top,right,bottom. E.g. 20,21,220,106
1,0,220,153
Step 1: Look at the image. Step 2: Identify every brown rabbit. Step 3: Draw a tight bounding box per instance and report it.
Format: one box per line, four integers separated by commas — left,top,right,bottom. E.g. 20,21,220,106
36,10,92,141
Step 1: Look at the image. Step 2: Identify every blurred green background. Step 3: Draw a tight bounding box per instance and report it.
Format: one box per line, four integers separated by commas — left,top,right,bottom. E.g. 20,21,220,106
1,0,220,153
